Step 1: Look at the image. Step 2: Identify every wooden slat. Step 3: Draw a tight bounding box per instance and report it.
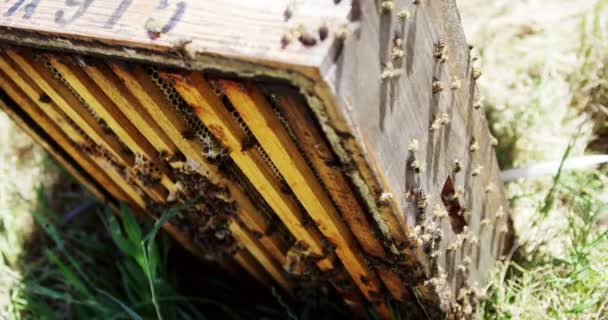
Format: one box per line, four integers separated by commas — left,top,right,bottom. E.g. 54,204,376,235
220,79,390,306
0,60,273,288
270,89,410,301
0,70,131,207
46,55,177,190
2,49,166,201
158,71,331,266
5,49,121,160
82,62,175,153
57,57,290,289
109,63,288,266
160,70,385,317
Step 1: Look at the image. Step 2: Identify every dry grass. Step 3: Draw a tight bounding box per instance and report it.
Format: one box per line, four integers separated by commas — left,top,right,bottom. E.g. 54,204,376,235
459,0,608,318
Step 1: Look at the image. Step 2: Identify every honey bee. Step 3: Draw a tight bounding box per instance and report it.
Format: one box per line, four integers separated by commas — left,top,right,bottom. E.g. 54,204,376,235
469,138,479,152
408,138,420,152
410,159,426,174
398,9,410,21
471,165,483,177
432,81,444,94
380,0,394,12
450,76,461,90
318,22,329,41
433,39,448,63
453,159,462,173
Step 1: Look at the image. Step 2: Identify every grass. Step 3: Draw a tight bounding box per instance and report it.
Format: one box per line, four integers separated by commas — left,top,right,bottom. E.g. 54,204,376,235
459,0,608,318
480,162,608,319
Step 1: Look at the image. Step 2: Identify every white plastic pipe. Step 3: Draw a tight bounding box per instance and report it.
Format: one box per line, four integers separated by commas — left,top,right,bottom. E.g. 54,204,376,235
500,155,608,181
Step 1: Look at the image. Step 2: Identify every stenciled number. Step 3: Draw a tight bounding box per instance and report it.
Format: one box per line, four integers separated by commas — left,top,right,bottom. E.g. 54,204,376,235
103,0,132,29
3,0,40,19
55,0,93,26
145,0,186,35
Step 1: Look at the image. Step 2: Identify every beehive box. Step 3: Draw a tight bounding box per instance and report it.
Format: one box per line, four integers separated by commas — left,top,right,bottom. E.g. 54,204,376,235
0,0,513,318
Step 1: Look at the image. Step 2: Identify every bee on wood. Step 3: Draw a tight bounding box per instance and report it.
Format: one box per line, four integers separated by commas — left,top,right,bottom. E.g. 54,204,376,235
485,183,495,193
380,0,394,12
450,76,461,90
381,61,401,80
433,39,448,63
472,66,482,80
429,115,442,132
432,80,444,94
410,159,425,174
471,165,483,177
439,113,450,126
318,22,329,41
297,25,318,47
281,33,292,48
408,138,420,152
398,10,411,21
490,134,499,147
469,138,479,152
416,189,429,221
284,1,294,21
379,192,393,205
453,159,462,173
39,93,52,104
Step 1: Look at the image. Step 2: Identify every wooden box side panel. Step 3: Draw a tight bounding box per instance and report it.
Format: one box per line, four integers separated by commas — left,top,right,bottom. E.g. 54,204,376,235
315,0,511,306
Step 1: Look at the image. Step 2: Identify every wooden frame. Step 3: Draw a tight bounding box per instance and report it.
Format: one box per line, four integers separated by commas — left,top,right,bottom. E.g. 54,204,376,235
0,1,513,318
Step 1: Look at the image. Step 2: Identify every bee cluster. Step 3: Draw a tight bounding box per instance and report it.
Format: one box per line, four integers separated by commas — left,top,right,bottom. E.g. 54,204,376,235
146,162,238,261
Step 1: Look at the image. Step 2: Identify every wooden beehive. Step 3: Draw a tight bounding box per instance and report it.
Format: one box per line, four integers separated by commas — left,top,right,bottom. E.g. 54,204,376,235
0,0,513,318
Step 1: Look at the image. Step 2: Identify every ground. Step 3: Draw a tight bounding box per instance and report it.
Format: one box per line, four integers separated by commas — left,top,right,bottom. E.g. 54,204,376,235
0,0,607,319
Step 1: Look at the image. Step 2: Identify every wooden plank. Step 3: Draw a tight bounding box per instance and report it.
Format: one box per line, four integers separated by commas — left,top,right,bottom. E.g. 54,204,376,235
109,63,288,266
270,88,411,301
82,62,175,153
56,57,291,288
159,71,331,266
0,71,130,206
0,0,350,77
219,79,388,306
1,50,165,201
158,70,389,317
4,49,123,160
0,63,273,287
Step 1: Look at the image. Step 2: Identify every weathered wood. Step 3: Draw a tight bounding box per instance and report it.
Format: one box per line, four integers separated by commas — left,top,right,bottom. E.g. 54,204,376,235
0,0,348,76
